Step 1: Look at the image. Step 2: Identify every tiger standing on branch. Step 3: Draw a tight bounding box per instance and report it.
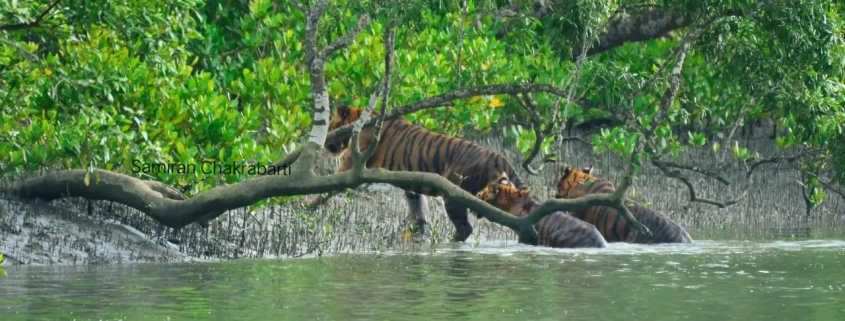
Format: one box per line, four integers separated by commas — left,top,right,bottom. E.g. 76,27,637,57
555,165,694,244
303,103,529,242
475,176,608,248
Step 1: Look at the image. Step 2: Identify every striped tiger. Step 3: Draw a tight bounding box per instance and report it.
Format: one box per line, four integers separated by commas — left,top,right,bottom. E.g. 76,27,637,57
305,103,527,242
475,176,608,248
555,165,694,244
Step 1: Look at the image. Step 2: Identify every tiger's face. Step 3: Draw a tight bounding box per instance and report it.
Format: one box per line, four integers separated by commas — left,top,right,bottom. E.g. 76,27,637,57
472,174,521,218
555,164,597,199
325,103,363,155
475,175,530,215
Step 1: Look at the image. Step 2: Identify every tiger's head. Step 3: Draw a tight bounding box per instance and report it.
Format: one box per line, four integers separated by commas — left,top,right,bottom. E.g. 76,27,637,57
555,164,597,199
475,174,532,217
325,103,365,155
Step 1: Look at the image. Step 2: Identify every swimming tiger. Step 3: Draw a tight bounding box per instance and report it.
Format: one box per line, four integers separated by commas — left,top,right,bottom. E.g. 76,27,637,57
555,165,694,244
474,176,608,248
304,103,528,242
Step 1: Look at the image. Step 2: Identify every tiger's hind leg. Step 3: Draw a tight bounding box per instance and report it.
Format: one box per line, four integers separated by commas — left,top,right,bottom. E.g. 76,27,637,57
404,191,431,239
443,199,473,242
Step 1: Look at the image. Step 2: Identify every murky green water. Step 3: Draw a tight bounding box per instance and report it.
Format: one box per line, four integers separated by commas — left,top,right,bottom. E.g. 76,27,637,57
2,229,844,321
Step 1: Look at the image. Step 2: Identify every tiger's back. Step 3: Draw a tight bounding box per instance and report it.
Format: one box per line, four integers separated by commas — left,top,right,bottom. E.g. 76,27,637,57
320,104,527,242
626,201,693,244
476,180,607,248
556,165,693,244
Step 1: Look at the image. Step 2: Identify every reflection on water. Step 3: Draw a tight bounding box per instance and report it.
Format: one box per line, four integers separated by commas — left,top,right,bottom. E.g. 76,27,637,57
1,230,844,321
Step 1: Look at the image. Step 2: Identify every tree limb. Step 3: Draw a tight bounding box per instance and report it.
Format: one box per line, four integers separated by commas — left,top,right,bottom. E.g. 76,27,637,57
569,0,781,60
315,14,372,65
0,0,62,32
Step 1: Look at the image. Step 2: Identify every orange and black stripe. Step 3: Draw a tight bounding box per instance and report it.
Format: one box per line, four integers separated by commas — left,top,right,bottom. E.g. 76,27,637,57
555,165,693,244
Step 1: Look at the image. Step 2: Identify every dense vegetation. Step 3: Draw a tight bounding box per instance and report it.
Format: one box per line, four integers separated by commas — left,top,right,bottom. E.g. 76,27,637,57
2,0,843,232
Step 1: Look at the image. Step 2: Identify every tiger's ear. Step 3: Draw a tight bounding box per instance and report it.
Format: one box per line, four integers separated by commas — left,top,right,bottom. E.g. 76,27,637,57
336,103,350,118
583,165,594,174
560,164,571,178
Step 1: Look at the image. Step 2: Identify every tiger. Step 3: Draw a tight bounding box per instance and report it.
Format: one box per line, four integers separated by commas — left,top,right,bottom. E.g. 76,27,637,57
555,165,694,244
304,103,528,242
474,176,608,248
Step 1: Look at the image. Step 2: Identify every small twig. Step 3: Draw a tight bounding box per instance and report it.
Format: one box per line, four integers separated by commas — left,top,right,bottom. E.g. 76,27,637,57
558,135,593,146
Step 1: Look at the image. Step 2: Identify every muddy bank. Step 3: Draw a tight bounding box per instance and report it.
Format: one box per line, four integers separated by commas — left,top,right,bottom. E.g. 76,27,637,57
2,124,844,266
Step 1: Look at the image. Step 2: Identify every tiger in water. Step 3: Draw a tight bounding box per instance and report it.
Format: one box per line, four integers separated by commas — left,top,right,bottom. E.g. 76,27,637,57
475,176,607,248
555,165,693,244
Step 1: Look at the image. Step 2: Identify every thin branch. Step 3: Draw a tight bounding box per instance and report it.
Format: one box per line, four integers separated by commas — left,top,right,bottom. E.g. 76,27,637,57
376,26,396,132
651,157,746,208
718,90,779,166
510,93,545,174
288,0,307,13
746,149,825,178
802,170,845,201
302,0,331,67
315,14,373,64
455,0,469,88
558,135,592,146
0,0,62,32
652,160,730,185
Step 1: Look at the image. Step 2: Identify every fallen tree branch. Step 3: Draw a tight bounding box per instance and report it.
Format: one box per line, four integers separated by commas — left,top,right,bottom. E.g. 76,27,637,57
8,155,650,244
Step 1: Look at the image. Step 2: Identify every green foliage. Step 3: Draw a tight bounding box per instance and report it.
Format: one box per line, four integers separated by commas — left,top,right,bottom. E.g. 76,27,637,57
1,0,843,204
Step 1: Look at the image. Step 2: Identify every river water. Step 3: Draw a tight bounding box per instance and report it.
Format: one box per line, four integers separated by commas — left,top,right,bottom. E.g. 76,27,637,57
2,228,844,321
